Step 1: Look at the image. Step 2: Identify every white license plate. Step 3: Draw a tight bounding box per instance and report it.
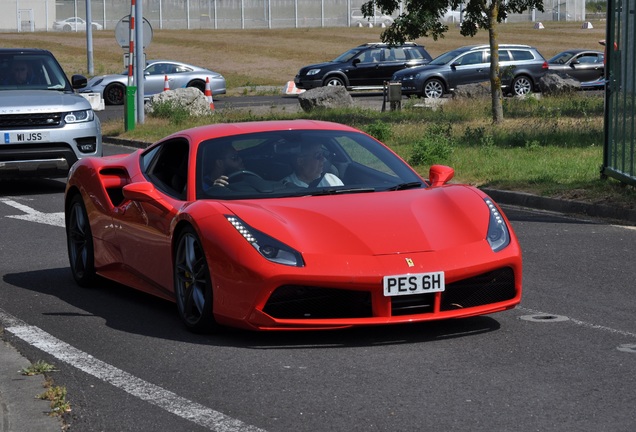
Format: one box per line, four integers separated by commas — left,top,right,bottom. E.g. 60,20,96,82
5,132,50,143
383,271,445,296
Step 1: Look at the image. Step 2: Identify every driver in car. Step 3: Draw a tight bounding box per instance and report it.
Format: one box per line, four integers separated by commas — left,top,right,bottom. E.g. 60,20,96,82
206,144,245,188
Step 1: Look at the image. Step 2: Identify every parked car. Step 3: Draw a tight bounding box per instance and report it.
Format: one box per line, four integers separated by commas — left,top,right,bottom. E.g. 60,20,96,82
547,49,604,83
392,44,548,98
294,42,433,91
82,60,226,105
52,17,103,31
64,119,522,333
350,8,394,26
0,48,102,178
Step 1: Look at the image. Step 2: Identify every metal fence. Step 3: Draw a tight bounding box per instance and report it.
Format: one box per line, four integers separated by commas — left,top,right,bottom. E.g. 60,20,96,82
6,0,591,33
603,0,636,186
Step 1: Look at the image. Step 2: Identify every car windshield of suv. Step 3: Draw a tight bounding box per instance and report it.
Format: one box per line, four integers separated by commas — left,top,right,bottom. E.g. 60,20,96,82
332,48,365,63
429,49,465,66
0,53,71,90
195,130,424,200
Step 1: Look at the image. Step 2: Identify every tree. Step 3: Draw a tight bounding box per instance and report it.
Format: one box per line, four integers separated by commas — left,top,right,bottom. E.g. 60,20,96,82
362,0,544,123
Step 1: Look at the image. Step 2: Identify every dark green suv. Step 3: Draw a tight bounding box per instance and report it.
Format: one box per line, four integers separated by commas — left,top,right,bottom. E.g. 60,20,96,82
294,42,432,91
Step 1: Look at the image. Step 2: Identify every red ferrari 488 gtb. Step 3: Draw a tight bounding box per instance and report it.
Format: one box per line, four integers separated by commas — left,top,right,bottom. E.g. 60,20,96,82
65,120,522,332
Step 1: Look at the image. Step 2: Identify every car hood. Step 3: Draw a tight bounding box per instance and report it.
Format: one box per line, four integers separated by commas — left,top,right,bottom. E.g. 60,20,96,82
86,74,126,86
300,61,342,72
393,64,449,78
0,90,91,112
220,186,490,255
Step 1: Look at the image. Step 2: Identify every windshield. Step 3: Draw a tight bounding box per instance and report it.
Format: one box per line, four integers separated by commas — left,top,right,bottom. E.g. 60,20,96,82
429,49,465,66
0,52,72,91
196,129,424,200
332,48,364,63
548,52,575,64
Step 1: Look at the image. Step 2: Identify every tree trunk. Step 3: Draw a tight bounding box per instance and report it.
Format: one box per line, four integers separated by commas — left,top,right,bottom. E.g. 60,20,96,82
489,1,504,124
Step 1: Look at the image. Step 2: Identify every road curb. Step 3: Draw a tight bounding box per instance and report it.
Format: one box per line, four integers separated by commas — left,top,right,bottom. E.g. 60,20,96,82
481,188,636,225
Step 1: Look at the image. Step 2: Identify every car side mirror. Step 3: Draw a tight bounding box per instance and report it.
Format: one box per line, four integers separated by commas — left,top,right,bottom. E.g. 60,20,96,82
71,74,87,89
428,165,454,187
352,58,361,67
123,182,172,212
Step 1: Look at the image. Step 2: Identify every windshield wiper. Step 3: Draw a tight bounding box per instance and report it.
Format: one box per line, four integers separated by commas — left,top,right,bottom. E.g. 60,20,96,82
387,182,423,191
307,187,376,196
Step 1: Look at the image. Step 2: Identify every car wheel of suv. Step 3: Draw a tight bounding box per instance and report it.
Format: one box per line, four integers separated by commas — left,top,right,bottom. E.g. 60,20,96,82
104,83,126,105
512,75,533,96
423,79,444,99
324,76,345,87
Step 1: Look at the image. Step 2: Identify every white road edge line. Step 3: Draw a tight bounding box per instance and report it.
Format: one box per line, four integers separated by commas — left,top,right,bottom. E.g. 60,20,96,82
0,310,267,432
517,306,636,339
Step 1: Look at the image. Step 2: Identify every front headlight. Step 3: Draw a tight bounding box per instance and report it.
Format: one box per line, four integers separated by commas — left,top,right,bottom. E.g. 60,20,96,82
485,198,510,252
226,216,304,267
307,69,321,76
65,109,94,124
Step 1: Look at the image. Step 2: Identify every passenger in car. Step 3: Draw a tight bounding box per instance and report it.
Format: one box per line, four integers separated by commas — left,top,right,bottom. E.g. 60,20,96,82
284,141,344,188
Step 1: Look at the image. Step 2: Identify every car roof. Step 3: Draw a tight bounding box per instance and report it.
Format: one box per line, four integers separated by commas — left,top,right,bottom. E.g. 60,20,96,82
456,44,535,52
359,42,421,48
0,48,52,55
163,120,359,144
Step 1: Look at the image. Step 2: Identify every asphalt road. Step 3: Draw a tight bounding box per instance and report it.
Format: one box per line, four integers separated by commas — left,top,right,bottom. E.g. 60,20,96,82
1,143,635,431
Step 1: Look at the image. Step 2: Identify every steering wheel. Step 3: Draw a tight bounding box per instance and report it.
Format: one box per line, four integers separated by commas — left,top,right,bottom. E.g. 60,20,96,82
226,170,263,181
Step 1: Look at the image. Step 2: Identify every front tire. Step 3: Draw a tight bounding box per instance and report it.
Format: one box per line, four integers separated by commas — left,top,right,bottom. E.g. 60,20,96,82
66,194,96,287
174,226,218,333
186,80,206,93
423,78,444,98
324,76,345,87
512,75,533,96
104,83,125,105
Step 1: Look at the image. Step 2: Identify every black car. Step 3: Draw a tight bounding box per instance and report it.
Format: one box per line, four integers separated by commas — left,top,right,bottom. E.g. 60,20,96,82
547,49,604,83
392,44,548,98
294,42,432,90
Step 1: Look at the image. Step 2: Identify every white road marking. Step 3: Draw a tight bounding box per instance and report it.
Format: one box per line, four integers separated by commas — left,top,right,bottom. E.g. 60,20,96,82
0,198,64,227
518,306,636,346
0,310,267,432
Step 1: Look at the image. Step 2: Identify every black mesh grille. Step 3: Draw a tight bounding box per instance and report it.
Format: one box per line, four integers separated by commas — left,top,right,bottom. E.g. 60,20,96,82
263,286,372,319
441,267,517,311
0,112,63,129
391,293,436,316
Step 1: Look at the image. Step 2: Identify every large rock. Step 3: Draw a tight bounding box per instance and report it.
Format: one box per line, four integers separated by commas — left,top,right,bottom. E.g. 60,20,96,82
452,82,491,98
145,87,212,117
538,73,581,95
298,86,354,112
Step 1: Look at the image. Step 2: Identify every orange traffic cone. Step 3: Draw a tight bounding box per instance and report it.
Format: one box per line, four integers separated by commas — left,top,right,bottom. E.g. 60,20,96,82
205,77,215,110
163,75,170,91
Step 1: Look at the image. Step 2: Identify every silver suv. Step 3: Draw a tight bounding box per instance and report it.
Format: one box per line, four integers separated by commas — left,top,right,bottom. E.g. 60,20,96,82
392,44,548,98
0,48,102,178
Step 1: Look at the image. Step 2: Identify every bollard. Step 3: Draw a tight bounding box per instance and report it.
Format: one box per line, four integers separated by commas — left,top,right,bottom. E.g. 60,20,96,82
124,86,137,131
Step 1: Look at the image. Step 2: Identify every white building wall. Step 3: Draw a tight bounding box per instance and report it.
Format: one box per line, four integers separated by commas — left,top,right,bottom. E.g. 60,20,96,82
1,0,57,32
